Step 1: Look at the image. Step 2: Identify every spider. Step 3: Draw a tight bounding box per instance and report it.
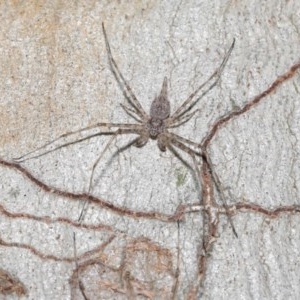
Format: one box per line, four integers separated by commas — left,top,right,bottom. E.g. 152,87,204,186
15,24,235,216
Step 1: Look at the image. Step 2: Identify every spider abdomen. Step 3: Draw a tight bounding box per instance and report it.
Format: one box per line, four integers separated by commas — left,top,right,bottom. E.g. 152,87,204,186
150,96,170,120
150,77,170,120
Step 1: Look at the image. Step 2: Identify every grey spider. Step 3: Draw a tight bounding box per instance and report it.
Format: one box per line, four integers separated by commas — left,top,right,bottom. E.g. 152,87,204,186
15,23,235,198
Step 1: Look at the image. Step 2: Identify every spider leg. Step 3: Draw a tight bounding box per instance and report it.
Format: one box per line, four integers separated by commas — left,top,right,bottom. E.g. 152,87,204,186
166,136,203,188
203,152,238,237
171,39,235,121
120,103,143,123
168,132,202,153
14,123,143,162
102,23,148,119
78,128,143,222
169,136,237,237
167,109,200,129
88,128,140,193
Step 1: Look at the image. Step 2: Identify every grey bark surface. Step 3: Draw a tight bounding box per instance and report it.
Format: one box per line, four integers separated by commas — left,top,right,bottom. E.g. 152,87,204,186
1,1,300,299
